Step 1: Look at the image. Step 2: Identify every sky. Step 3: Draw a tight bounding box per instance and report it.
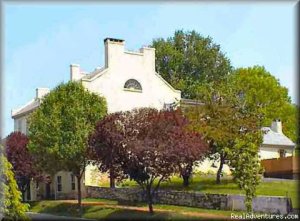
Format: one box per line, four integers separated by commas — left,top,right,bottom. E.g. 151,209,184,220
3,1,298,137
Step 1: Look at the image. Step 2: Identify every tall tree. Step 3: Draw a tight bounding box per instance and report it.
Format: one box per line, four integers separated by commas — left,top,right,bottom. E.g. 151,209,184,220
0,145,29,220
90,108,208,213
187,79,264,211
28,81,107,215
186,77,261,184
5,132,44,201
152,30,232,99
232,66,297,141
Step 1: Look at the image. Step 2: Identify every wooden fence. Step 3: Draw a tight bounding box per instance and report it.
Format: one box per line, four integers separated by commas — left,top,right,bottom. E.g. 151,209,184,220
261,156,299,179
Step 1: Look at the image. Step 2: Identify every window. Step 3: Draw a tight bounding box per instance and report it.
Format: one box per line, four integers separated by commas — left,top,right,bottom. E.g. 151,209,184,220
15,119,22,132
57,176,62,192
279,149,286,158
124,79,142,91
163,102,176,111
71,174,75,190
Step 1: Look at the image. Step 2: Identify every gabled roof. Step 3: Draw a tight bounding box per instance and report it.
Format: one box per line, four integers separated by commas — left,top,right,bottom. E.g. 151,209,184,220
262,127,295,148
12,99,40,119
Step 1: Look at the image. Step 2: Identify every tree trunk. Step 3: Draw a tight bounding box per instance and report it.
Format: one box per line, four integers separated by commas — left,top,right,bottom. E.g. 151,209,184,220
53,174,57,200
76,175,82,217
182,175,190,187
109,170,115,188
216,154,225,184
181,163,193,187
146,186,154,214
21,190,26,202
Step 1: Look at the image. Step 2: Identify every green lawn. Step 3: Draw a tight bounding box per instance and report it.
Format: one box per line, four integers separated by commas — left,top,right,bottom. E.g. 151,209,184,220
29,199,236,220
114,175,299,208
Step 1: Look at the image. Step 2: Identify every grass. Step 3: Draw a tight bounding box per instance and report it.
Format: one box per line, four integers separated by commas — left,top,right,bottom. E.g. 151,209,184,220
29,199,236,220
111,175,299,208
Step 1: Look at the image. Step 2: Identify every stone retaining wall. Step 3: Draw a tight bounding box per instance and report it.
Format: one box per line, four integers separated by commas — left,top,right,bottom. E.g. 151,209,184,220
86,186,293,215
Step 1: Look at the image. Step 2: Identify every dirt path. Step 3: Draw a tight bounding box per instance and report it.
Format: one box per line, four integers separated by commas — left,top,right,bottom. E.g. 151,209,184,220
59,200,230,220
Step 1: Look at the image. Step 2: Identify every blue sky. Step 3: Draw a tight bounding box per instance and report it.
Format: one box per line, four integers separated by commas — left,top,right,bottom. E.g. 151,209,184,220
3,1,297,137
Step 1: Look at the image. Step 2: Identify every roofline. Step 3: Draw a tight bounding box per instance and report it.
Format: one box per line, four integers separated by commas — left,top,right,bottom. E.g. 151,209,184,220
180,98,204,106
11,99,36,116
154,72,181,94
261,143,296,149
12,107,39,119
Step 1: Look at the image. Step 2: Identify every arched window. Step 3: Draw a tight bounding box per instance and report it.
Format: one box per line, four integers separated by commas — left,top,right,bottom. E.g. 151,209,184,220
124,79,142,91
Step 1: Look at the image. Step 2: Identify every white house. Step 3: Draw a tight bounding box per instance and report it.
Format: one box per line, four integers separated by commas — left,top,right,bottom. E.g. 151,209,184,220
198,119,296,175
260,119,295,159
11,38,296,200
11,38,181,200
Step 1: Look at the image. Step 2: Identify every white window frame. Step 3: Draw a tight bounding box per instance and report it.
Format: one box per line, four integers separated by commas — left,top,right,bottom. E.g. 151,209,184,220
71,174,75,191
57,176,62,192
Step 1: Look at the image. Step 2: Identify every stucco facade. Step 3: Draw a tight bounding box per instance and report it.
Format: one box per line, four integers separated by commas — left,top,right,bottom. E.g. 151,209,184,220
11,38,295,199
73,38,181,113
11,38,181,199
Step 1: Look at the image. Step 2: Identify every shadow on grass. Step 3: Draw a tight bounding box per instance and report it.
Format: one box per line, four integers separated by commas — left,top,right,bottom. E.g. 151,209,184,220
28,201,212,221
159,177,239,192
102,209,208,221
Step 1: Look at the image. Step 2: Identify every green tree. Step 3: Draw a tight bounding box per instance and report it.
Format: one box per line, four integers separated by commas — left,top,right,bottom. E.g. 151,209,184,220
187,78,260,184
229,132,264,212
232,66,297,142
28,81,107,215
0,145,29,220
187,79,264,211
152,30,232,99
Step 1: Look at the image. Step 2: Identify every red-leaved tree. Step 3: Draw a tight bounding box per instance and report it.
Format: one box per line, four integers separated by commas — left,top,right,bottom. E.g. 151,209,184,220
89,108,208,213
5,131,45,201
88,112,127,188
167,109,209,186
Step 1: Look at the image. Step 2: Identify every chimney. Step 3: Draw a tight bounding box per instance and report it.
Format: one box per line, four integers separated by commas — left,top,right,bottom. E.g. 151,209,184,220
36,88,50,99
104,38,125,68
140,46,156,72
271,119,282,134
70,64,84,81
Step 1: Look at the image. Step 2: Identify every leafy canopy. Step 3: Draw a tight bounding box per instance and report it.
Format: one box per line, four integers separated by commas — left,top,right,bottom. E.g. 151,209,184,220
152,30,232,99
186,77,263,209
232,66,297,141
28,81,107,213
89,108,208,213
28,81,107,175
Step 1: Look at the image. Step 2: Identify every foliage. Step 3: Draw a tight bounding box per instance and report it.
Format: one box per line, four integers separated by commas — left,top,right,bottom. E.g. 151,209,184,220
229,132,264,212
232,66,297,141
165,109,209,186
123,108,207,213
187,77,260,184
28,81,107,214
0,145,29,220
89,112,128,188
152,30,232,99
89,108,209,190
186,76,264,210
5,131,45,201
